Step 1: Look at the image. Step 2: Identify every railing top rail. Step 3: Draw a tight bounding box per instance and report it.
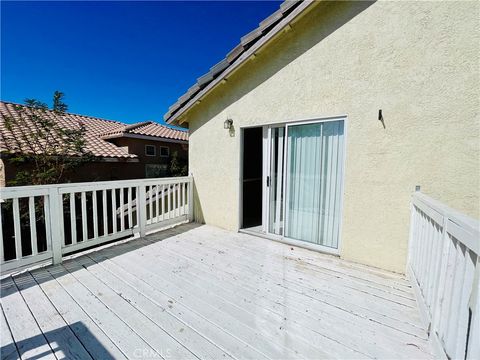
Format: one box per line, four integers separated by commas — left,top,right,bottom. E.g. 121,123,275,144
412,192,479,255
0,176,193,199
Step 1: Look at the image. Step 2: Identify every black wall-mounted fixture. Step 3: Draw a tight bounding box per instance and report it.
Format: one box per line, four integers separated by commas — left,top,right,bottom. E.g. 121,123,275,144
378,109,385,129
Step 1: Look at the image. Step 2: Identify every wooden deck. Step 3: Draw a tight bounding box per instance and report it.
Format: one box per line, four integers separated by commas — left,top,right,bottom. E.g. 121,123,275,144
1,223,434,359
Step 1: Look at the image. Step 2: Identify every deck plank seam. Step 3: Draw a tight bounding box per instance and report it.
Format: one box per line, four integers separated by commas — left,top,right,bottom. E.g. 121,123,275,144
0,302,22,360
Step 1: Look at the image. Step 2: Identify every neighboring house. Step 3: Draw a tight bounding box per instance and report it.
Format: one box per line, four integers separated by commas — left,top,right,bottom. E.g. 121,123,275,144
0,101,188,186
164,1,479,273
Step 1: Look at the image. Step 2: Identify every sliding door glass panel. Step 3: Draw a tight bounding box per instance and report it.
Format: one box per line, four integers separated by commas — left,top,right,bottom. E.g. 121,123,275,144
268,127,285,235
285,120,344,248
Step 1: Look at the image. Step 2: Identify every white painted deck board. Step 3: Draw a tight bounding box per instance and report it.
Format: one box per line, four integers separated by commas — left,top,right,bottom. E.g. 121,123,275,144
13,272,93,360
29,267,128,360
1,223,435,359
0,305,20,360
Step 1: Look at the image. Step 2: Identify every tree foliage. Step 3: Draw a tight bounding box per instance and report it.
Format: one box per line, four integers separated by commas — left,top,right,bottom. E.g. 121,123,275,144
169,150,188,177
2,91,94,186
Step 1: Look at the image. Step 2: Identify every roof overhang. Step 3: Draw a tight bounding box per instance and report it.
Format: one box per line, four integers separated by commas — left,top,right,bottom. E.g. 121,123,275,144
164,0,317,126
102,133,188,144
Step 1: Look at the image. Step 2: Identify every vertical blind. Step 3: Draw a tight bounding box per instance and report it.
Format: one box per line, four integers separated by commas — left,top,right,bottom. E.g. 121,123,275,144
285,120,345,248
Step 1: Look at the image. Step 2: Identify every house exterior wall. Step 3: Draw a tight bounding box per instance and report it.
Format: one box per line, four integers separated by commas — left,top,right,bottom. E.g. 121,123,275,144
185,1,479,272
1,138,188,185
1,160,143,184
109,137,188,168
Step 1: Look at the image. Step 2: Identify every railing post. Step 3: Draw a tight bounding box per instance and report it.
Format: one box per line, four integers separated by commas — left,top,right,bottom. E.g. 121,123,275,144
48,188,63,265
138,185,147,237
188,177,194,222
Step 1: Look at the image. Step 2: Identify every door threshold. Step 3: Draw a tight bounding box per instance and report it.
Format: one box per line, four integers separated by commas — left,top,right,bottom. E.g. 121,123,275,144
239,228,340,257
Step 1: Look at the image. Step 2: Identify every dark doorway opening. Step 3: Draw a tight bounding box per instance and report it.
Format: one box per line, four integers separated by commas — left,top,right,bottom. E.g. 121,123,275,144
242,127,263,228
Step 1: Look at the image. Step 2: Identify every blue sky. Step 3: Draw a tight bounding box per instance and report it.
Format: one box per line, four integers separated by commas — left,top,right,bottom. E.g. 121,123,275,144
1,1,280,125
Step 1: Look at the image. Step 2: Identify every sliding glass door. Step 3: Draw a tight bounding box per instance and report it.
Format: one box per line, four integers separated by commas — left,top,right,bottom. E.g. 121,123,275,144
264,118,345,251
284,120,345,248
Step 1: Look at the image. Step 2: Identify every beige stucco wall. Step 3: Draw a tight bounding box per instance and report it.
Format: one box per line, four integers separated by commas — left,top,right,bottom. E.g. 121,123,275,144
185,1,480,273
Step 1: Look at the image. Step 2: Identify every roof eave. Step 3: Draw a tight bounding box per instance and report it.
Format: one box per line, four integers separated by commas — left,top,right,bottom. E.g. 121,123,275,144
164,0,317,126
103,132,188,144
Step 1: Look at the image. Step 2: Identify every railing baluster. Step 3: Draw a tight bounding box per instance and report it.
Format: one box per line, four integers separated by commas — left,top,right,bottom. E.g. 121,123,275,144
81,192,88,241
12,198,22,260
119,188,125,231
188,180,194,221
70,192,77,244
128,187,132,229
176,182,180,217
136,186,140,227
138,185,147,237
43,194,51,251
111,188,117,234
170,184,174,219
149,185,153,222
172,183,177,218
160,185,165,221
156,184,160,222
28,196,37,256
93,190,98,239
102,189,108,236
0,205,3,262
48,188,63,264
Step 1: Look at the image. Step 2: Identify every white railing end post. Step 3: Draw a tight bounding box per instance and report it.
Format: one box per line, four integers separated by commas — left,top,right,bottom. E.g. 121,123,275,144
48,188,63,265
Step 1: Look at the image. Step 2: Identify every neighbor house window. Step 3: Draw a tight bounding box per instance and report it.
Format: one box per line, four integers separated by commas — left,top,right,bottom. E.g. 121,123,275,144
159,146,169,157
145,164,168,178
145,145,156,156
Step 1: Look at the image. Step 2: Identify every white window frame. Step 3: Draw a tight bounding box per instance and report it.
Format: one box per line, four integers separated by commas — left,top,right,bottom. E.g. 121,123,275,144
159,146,170,158
145,145,156,157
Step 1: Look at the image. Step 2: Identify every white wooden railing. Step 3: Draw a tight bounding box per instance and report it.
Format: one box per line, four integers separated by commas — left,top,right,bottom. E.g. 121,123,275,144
408,191,479,360
0,176,193,274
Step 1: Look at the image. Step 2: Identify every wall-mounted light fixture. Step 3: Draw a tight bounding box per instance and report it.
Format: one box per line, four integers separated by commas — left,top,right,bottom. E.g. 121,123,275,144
224,118,233,130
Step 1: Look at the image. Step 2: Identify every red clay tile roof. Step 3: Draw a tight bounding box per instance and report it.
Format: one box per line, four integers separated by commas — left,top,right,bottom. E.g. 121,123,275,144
100,121,188,141
0,101,188,159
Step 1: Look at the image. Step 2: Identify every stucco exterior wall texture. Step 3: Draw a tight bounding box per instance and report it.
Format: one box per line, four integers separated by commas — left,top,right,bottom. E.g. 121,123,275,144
186,1,479,273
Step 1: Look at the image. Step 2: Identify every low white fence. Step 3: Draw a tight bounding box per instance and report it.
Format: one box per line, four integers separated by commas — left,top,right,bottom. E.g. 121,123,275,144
408,191,479,359
0,176,193,274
